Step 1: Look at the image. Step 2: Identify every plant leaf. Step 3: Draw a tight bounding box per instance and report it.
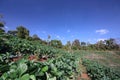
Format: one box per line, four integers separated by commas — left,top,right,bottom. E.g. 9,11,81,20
20,74,30,80
30,75,36,80
41,66,48,72
18,63,28,76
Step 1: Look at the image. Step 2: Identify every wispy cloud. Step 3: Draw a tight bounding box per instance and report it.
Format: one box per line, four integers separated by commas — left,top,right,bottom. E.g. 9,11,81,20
36,30,40,34
5,26,8,29
67,29,70,33
55,35,65,40
97,38,106,41
42,31,46,34
71,35,74,38
96,29,109,35
56,35,60,38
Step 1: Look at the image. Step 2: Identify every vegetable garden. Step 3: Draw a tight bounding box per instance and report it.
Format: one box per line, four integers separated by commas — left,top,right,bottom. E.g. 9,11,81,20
0,34,120,80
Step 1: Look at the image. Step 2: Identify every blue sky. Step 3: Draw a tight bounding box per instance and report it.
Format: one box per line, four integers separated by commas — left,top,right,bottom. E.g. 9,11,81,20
0,0,120,44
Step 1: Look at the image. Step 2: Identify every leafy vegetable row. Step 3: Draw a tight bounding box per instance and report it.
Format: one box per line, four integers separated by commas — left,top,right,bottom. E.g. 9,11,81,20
0,54,81,80
82,59,120,80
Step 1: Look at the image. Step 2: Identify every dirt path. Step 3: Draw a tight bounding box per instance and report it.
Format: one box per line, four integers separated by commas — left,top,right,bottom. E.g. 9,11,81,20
77,59,91,80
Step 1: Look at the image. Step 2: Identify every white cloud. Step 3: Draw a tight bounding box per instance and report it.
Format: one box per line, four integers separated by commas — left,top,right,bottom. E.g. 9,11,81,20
96,29,109,35
42,31,46,34
55,35,65,40
97,38,106,41
56,35,60,38
71,35,74,38
67,29,70,33
36,30,40,34
5,26,8,29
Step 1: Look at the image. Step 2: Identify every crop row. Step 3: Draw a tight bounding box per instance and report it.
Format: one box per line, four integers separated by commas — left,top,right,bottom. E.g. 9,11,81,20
82,59,120,80
0,34,81,80
0,34,67,58
0,53,81,80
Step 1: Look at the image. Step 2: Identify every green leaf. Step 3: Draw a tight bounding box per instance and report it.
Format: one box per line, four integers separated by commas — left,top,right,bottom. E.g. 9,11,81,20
18,63,28,76
1,73,8,80
9,70,18,79
20,74,30,80
39,72,44,76
46,72,56,80
50,64,57,72
41,66,48,72
0,56,3,62
30,75,36,80
48,77,56,80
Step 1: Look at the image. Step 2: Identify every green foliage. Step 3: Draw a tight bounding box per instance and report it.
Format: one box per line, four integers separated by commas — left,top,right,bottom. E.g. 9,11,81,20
82,59,120,80
32,34,41,41
7,30,17,36
0,22,4,27
1,33,120,80
50,40,63,48
16,26,29,39
0,34,81,80
0,54,80,80
64,41,72,51
72,39,81,50
0,59,35,80
0,15,5,33
0,35,11,53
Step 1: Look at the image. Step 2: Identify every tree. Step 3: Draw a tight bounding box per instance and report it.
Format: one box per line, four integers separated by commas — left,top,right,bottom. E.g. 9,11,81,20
50,40,63,48
81,42,87,50
95,40,106,50
16,26,29,39
81,42,86,46
0,22,5,33
64,41,72,52
7,30,17,36
72,39,81,50
105,38,119,50
47,35,51,46
0,14,5,33
32,34,41,40
105,38,114,50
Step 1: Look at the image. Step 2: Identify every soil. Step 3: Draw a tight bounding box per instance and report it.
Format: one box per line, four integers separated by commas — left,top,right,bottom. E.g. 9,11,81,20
77,73,90,80
81,73,90,80
10,55,48,62
11,56,22,62
28,55,37,61
85,53,104,60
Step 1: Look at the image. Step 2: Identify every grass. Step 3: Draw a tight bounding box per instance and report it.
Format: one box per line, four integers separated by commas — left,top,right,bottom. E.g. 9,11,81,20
74,50,120,71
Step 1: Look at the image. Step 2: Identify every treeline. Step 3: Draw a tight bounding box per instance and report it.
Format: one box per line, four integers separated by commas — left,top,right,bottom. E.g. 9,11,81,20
64,39,120,51
0,15,120,51
1,25,120,51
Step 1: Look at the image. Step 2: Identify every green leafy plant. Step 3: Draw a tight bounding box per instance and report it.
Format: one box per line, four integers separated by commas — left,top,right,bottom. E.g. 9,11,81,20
82,59,120,80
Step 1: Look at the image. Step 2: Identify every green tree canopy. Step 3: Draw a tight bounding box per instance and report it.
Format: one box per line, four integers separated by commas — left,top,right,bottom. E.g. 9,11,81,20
72,39,81,50
32,34,42,41
81,42,86,46
16,26,29,39
50,40,63,48
105,38,119,50
0,14,5,33
7,30,17,36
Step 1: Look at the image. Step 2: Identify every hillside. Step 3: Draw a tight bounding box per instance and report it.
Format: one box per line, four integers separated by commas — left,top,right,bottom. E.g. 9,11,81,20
0,33,120,80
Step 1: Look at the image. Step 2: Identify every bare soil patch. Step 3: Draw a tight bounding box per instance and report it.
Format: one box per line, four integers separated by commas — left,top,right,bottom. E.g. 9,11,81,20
84,53,105,60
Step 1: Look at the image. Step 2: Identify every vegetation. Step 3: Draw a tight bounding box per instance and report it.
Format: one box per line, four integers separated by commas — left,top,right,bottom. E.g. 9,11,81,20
0,16,120,80
0,14,5,33
82,59,120,80
0,33,81,80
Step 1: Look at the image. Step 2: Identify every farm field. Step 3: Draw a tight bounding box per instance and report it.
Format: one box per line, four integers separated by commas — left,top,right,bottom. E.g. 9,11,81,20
0,34,120,80
1,0,120,80
75,50,120,70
